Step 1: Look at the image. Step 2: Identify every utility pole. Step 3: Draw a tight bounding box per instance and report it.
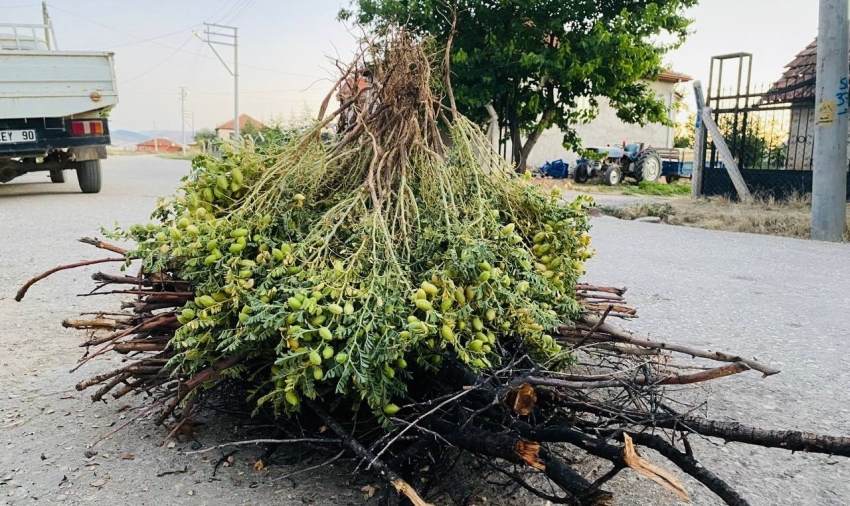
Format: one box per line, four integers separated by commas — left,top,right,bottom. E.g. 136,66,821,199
812,0,849,241
41,1,51,50
153,121,158,154
180,87,188,156
199,24,239,141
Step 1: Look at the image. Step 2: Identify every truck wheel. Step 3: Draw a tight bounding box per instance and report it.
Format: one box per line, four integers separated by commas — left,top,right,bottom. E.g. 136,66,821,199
604,165,622,186
50,169,65,183
633,149,662,182
77,160,102,194
574,164,589,184
665,174,679,184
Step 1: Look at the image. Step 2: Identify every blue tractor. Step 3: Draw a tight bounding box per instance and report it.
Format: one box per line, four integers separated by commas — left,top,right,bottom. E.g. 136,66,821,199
573,143,663,186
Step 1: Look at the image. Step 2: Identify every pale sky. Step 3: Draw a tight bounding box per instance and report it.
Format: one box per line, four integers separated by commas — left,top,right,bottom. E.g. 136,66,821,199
1,0,820,133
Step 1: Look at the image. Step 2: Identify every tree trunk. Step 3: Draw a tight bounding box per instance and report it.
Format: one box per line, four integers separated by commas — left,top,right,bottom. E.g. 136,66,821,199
517,126,545,171
506,104,557,172
507,103,524,171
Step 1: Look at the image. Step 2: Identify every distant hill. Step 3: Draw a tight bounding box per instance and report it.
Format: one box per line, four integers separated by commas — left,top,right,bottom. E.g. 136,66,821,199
110,130,192,145
139,130,192,144
110,130,148,144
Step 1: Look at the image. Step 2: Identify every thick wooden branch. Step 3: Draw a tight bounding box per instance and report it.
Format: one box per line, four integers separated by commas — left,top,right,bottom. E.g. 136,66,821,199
62,317,121,329
78,237,129,255
432,420,613,506
15,257,126,302
574,284,627,296
306,400,433,506
524,362,750,390
113,342,167,354
516,421,748,505
92,271,191,287
569,315,780,376
82,313,177,347
669,417,850,458
182,353,248,391
624,431,750,506
76,360,169,390
622,433,689,501
562,400,850,458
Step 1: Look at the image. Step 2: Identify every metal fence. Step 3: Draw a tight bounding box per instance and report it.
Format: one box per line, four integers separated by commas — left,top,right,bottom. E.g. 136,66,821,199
706,88,811,171
699,52,850,199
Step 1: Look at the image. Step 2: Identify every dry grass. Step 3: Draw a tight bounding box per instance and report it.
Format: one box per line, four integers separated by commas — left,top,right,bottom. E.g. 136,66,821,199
603,194,850,241
106,149,146,156
156,152,195,161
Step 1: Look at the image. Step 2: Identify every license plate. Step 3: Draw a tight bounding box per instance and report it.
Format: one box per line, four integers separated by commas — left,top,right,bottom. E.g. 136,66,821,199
0,130,37,144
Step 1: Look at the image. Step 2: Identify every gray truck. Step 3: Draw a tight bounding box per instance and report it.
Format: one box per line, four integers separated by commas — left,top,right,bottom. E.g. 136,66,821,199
0,5,118,193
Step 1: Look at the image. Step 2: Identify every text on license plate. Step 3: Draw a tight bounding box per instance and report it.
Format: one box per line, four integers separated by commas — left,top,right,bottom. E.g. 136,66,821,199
0,130,37,144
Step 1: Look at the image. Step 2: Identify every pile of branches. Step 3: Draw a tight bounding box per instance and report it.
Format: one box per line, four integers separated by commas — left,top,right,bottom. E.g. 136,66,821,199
17,33,850,506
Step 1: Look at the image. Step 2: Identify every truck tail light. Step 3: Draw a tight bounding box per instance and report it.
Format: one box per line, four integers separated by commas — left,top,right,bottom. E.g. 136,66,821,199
70,120,104,136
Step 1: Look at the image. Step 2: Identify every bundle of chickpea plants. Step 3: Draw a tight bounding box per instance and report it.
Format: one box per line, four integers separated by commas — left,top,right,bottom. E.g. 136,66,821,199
17,34,850,506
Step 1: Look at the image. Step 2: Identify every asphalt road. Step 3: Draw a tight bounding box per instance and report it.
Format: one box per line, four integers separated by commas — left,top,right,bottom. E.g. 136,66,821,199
0,156,182,385
0,156,849,505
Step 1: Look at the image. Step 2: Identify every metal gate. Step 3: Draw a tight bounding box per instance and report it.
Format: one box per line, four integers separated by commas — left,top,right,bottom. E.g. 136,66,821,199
700,53,850,199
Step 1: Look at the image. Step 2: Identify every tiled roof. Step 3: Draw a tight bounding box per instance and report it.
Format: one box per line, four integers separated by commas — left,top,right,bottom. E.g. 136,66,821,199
763,39,818,104
137,138,179,147
658,71,693,83
216,114,265,130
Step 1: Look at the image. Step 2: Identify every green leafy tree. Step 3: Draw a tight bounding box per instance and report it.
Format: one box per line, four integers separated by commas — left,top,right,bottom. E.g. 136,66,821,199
194,127,217,143
674,114,695,148
194,127,218,152
241,121,261,140
715,116,787,169
341,0,697,169
673,136,692,148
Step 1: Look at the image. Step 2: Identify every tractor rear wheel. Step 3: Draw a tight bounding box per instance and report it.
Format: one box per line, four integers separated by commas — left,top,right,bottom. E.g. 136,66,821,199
574,164,589,184
634,149,662,183
604,165,622,186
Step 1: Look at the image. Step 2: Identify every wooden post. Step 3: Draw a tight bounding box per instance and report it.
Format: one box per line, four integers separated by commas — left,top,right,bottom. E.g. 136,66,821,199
692,81,706,197
700,107,754,202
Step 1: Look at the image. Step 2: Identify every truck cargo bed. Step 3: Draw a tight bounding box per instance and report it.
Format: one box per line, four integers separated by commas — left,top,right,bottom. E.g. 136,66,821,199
0,50,118,120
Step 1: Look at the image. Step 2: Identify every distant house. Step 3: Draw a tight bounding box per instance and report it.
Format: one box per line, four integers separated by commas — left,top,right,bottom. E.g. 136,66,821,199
136,138,182,154
526,71,693,168
215,114,265,140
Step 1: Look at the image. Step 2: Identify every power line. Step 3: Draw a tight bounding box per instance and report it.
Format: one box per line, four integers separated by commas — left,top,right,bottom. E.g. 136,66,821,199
222,0,258,24
215,0,248,24
95,24,201,50
183,37,206,87
207,0,239,23
118,35,194,84
47,4,193,46
46,3,326,80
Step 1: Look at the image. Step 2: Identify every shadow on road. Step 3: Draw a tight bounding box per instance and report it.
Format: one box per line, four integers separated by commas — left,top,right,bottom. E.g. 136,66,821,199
0,185,82,198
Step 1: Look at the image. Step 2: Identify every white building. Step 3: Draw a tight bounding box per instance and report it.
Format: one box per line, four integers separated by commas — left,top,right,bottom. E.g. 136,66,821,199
525,71,692,168
215,114,265,141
